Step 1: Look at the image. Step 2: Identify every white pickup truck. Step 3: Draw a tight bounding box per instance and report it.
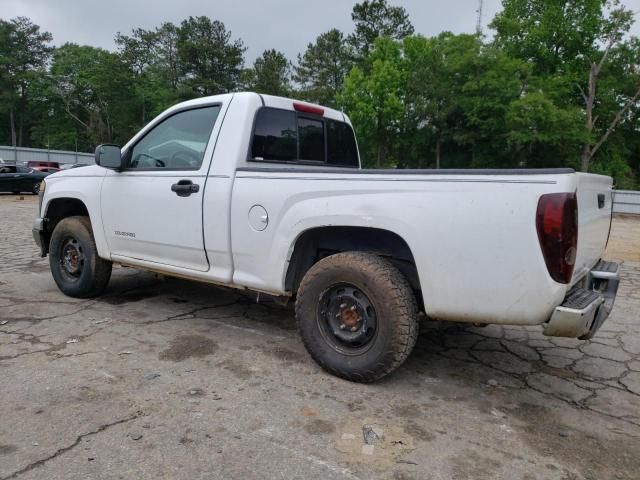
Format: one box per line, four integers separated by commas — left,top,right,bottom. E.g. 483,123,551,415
33,92,620,382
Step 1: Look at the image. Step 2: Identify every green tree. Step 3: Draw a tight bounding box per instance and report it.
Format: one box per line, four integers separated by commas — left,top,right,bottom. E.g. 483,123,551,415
116,22,182,125
348,0,414,62
491,0,605,76
177,16,245,96
505,92,586,167
115,27,158,76
294,29,352,107
577,3,640,171
492,0,640,173
50,43,137,147
246,49,291,96
400,33,482,168
0,17,52,147
339,38,404,167
456,47,533,167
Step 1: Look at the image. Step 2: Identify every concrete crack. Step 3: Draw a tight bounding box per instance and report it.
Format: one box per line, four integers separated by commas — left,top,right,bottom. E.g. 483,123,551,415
0,413,141,480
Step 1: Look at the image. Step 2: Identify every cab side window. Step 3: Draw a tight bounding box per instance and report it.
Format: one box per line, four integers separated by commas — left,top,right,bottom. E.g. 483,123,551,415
251,108,297,161
327,120,358,167
128,106,221,170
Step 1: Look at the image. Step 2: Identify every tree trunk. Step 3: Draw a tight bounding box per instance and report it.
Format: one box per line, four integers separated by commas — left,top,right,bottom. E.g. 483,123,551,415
436,138,441,169
579,59,640,172
9,108,16,147
581,145,591,172
18,116,23,147
376,144,381,168
581,63,597,172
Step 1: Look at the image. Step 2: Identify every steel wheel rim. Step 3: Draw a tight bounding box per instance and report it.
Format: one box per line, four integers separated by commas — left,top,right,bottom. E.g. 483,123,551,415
59,236,84,280
316,283,378,355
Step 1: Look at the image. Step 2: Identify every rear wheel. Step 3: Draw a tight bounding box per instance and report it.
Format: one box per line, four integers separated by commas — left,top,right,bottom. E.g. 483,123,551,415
32,182,40,195
49,216,112,298
295,252,419,383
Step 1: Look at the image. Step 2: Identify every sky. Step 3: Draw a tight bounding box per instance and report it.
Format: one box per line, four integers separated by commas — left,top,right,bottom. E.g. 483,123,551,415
4,0,640,63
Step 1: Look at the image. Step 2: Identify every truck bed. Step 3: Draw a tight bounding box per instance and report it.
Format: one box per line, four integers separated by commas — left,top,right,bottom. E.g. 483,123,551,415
231,166,613,325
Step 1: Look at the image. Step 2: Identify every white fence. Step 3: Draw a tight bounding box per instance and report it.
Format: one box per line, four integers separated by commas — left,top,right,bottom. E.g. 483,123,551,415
613,190,640,215
0,145,94,165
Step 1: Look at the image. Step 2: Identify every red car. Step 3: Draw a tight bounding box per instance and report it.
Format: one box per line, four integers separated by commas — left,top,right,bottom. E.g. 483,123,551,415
32,166,61,173
26,161,60,169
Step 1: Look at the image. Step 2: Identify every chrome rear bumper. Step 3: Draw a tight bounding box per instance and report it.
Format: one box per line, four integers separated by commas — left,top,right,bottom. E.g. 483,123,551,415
543,260,620,339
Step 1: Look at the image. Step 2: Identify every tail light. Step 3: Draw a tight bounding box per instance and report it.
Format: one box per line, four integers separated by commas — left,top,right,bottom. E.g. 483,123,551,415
536,192,578,284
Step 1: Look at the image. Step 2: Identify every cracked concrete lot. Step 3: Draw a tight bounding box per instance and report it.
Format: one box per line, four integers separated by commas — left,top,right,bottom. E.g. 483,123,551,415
1,195,640,480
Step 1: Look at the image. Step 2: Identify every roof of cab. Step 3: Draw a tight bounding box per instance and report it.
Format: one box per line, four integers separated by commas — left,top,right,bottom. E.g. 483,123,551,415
162,92,350,125
257,93,347,123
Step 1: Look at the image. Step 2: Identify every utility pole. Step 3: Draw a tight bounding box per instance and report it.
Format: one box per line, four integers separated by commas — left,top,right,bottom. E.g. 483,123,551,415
476,0,484,35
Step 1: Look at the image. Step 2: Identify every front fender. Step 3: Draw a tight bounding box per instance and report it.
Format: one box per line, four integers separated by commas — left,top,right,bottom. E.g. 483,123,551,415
41,168,109,259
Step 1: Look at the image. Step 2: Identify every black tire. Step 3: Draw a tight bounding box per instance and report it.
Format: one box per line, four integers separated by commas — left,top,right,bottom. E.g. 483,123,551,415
295,252,419,383
32,182,40,195
49,216,112,298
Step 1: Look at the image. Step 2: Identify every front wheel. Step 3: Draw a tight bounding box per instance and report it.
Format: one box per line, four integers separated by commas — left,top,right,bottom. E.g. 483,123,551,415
49,216,112,298
295,252,419,383
32,182,40,195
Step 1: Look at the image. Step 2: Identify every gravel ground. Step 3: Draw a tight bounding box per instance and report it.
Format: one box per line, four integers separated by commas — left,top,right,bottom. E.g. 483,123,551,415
1,194,639,480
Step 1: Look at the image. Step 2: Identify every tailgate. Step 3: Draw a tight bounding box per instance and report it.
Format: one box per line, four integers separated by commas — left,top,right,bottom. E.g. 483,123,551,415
572,172,614,285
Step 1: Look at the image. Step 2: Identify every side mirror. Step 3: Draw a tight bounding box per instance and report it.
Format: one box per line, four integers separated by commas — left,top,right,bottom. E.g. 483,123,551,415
95,144,124,171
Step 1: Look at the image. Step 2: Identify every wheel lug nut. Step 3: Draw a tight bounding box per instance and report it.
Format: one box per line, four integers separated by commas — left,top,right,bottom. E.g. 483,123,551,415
339,324,347,330
340,303,347,309
350,306,356,311
350,326,358,332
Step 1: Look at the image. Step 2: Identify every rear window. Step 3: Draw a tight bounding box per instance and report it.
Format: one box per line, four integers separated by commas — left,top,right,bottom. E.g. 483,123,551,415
250,107,359,167
298,117,324,162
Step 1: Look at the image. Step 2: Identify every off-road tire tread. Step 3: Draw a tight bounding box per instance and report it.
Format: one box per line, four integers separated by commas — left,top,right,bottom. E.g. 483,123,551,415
295,251,419,383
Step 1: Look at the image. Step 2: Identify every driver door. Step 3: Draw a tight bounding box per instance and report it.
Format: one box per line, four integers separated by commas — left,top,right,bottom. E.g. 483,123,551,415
0,167,14,192
100,105,221,272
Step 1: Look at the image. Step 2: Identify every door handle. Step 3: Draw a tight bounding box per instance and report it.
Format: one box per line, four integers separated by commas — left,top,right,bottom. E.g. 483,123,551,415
597,193,605,209
171,179,199,197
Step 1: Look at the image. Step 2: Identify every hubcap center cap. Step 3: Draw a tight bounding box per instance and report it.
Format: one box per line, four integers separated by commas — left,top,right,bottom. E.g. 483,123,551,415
340,306,360,327
61,240,83,275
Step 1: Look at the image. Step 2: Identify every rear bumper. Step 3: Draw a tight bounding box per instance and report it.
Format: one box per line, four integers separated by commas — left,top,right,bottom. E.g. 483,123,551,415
32,217,46,257
543,260,620,339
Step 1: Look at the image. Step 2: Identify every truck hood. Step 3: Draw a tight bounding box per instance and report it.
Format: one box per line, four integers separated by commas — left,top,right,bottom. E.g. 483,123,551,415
47,165,105,179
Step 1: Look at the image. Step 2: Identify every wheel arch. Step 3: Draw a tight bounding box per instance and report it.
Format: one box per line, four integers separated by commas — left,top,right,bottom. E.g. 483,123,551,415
284,226,421,296
42,197,92,255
